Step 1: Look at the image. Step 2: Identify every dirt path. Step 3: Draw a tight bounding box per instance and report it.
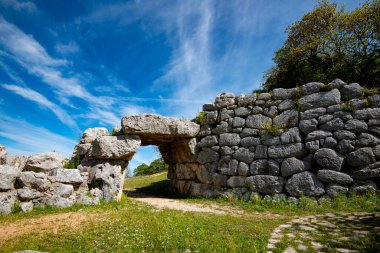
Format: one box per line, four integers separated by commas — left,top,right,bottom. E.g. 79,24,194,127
0,211,104,244
126,189,250,216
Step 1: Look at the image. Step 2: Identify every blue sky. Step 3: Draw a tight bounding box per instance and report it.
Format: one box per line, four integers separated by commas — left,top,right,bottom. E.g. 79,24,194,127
0,0,364,170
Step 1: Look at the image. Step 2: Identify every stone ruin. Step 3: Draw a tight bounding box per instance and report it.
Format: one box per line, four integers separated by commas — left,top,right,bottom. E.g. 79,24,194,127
1,79,380,214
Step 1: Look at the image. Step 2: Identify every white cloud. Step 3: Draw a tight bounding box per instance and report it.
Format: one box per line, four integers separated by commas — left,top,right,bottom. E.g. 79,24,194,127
0,18,113,108
2,84,79,129
0,0,37,13
55,41,80,55
0,115,77,157
0,18,126,128
80,107,120,127
0,18,64,67
119,103,156,116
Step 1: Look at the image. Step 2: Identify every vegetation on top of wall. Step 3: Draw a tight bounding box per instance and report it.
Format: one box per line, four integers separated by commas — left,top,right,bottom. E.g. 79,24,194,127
362,87,379,96
319,84,334,91
262,122,281,136
134,158,168,176
111,127,122,136
342,102,356,112
63,155,81,169
195,111,206,124
263,0,380,90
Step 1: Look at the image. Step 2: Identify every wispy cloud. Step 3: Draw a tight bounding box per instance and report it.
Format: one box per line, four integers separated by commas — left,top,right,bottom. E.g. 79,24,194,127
0,0,37,13
0,17,119,125
0,114,77,157
55,41,80,55
1,84,79,129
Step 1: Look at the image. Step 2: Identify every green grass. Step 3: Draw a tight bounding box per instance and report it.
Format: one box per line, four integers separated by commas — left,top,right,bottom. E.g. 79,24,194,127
0,197,288,253
194,111,206,124
343,102,355,112
362,87,379,96
262,122,281,136
1,173,379,252
125,173,380,215
124,172,167,190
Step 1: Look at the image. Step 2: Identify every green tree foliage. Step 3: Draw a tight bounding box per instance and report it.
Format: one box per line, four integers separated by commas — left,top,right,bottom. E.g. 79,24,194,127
134,158,169,176
264,0,380,90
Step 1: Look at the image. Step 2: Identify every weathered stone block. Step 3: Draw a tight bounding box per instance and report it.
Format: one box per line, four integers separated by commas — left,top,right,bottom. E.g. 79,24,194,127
245,175,284,194
90,135,141,160
268,143,307,158
285,172,325,197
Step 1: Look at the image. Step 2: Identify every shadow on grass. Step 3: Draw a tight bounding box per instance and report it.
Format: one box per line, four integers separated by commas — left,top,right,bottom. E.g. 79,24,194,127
124,179,191,200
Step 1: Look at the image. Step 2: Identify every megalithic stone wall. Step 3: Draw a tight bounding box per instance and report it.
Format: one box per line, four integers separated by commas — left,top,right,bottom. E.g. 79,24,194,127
188,79,380,200
1,79,379,215
0,128,141,215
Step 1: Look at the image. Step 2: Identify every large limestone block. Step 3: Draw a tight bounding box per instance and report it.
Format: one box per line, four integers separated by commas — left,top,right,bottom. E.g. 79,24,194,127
81,127,109,144
80,160,127,201
50,168,83,184
162,138,198,163
90,135,141,160
121,114,200,144
314,148,344,171
17,188,43,201
298,89,340,110
39,196,74,209
285,171,325,197
353,108,380,120
349,161,380,179
326,183,349,197
268,143,307,158
250,159,280,176
53,183,74,197
17,171,47,191
24,152,65,173
346,148,375,167
0,190,17,214
0,165,19,191
245,175,284,194
281,157,310,177
340,83,362,100
317,170,353,185
3,154,29,170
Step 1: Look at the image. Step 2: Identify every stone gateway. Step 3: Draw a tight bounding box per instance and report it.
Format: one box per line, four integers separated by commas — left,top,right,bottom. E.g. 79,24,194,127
1,79,379,214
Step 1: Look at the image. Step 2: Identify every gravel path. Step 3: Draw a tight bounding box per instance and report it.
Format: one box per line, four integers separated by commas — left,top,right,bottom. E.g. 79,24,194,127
266,212,380,253
125,189,245,215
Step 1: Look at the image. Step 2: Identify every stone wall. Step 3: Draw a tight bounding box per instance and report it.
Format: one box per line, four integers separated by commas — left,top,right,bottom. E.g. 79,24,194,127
1,79,379,214
185,79,380,200
0,128,141,215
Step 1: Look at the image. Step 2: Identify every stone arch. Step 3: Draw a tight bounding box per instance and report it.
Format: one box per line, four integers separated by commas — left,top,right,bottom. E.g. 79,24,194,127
121,114,208,195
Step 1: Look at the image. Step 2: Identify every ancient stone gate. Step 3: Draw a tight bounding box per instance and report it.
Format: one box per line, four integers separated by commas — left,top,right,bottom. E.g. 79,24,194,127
1,79,380,214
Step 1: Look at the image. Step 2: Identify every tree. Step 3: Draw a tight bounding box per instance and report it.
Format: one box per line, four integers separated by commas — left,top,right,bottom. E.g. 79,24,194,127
263,0,380,90
134,158,169,176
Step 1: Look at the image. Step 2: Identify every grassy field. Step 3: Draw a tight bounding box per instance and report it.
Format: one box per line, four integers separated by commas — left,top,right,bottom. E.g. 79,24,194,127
0,172,378,252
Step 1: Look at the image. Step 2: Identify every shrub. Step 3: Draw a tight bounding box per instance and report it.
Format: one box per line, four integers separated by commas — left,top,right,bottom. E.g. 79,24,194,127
362,87,378,96
64,155,81,169
195,111,206,124
319,84,334,91
343,102,355,112
111,127,122,136
134,158,168,176
294,100,303,112
12,202,22,213
363,99,371,108
262,122,280,136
